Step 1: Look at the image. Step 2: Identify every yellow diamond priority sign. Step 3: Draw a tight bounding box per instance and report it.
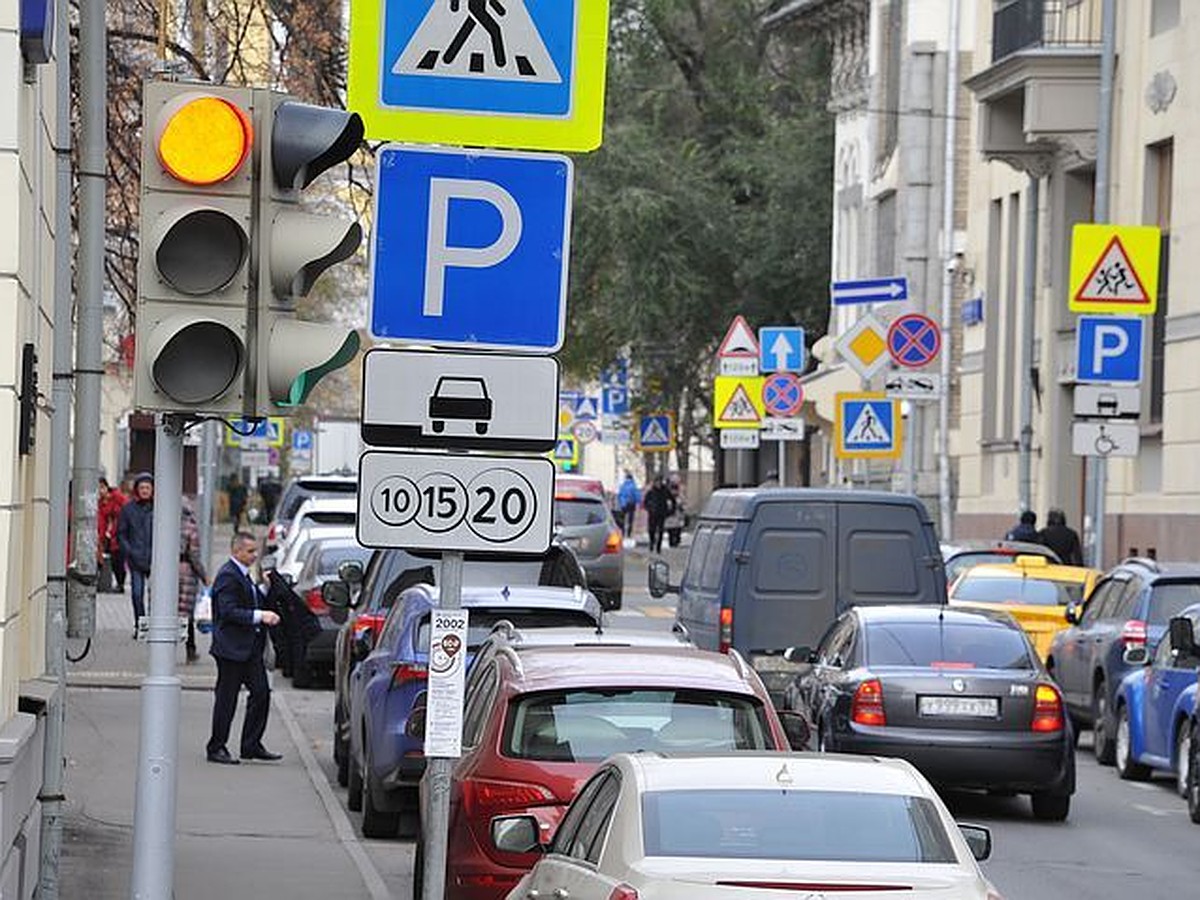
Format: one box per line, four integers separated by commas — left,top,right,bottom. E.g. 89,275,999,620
1069,224,1161,315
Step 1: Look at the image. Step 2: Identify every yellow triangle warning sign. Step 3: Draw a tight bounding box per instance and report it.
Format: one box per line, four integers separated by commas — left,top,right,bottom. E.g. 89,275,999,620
718,384,761,424
1074,236,1151,308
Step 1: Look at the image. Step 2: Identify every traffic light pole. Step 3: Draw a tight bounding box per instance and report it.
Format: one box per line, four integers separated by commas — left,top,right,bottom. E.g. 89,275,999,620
421,551,464,900
130,415,186,899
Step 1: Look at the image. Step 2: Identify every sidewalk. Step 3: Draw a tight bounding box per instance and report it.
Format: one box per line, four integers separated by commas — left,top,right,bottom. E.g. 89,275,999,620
59,591,387,899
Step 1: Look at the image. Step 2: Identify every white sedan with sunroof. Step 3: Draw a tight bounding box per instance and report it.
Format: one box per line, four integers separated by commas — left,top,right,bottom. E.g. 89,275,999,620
497,752,1002,900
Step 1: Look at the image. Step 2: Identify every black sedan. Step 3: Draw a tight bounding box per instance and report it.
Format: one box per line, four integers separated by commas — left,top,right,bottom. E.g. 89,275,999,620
782,604,1075,821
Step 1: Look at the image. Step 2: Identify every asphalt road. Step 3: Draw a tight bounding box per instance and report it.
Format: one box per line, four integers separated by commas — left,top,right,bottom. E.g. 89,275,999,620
282,547,1197,899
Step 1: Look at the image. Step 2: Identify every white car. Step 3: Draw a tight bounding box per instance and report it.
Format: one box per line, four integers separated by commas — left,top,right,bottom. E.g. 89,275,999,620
271,496,356,567
269,523,356,583
499,753,1002,900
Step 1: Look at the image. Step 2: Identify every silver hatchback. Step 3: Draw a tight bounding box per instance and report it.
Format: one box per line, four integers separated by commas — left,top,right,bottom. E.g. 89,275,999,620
553,489,623,610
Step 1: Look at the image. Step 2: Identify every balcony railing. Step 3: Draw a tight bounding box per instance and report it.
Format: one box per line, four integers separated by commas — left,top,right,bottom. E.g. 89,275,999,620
992,0,1103,63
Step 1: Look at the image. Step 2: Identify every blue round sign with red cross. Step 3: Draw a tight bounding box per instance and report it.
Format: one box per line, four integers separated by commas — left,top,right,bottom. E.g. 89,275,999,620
887,314,942,368
762,373,805,418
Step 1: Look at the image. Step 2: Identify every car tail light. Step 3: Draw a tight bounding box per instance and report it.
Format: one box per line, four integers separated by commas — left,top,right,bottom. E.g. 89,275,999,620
603,529,623,554
352,612,386,641
1120,619,1147,646
305,587,328,615
391,663,428,688
463,778,556,818
608,886,638,900
719,607,734,653
851,679,886,727
1031,683,1064,733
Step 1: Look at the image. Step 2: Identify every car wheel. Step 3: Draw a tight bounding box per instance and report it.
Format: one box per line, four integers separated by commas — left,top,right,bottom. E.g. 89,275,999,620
1115,705,1151,781
334,707,350,787
361,745,400,839
397,792,420,840
1092,680,1116,766
1030,790,1071,821
347,751,363,812
1177,724,1193,798
1188,721,1200,824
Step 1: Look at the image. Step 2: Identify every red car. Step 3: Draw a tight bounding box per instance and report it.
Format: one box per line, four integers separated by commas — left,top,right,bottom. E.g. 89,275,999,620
416,634,796,900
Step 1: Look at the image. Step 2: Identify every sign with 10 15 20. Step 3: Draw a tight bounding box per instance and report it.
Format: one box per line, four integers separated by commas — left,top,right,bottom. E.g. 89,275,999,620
357,450,555,554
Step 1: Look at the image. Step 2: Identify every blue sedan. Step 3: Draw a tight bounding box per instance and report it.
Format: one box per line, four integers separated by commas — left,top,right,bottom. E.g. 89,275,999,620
1114,603,1200,795
345,584,602,839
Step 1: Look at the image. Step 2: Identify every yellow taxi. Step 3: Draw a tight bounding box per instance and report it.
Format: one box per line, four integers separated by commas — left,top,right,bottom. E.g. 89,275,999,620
948,556,1101,660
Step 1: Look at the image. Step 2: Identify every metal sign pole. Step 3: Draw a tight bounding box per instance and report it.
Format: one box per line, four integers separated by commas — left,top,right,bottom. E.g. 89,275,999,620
777,440,786,487
421,550,464,900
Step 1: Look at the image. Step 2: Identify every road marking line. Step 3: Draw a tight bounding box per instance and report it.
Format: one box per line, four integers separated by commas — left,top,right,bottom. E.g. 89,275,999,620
274,692,393,900
1132,802,1182,817
640,606,676,619
1130,782,1156,792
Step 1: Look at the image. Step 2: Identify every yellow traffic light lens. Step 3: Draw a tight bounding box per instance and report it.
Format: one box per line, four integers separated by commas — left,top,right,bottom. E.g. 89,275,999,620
157,96,252,185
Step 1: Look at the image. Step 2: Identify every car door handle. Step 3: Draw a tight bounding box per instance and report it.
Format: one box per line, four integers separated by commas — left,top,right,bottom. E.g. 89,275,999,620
553,890,571,900
525,891,540,900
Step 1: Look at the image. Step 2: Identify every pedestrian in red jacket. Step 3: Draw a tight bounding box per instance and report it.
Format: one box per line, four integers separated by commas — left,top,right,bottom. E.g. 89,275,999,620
98,477,129,593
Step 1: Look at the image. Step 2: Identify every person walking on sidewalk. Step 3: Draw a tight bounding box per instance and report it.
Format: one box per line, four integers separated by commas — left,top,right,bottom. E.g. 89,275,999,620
97,476,128,593
206,531,282,765
1040,508,1084,566
643,476,676,555
617,472,641,538
117,473,154,639
178,500,209,663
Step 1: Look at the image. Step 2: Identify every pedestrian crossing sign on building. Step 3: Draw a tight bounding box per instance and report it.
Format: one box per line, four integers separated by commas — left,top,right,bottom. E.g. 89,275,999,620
713,376,765,429
1069,224,1161,315
636,413,675,452
835,392,902,460
348,0,611,152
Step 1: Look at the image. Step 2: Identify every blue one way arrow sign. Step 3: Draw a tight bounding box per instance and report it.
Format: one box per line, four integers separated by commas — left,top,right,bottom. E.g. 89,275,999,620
831,276,908,306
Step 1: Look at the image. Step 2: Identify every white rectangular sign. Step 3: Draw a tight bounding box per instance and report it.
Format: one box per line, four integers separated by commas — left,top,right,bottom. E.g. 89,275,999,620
362,349,559,452
358,451,555,554
720,429,761,449
761,419,806,441
424,609,469,758
1071,421,1140,459
720,357,759,377
1074,385,1141,419
885,372,943,401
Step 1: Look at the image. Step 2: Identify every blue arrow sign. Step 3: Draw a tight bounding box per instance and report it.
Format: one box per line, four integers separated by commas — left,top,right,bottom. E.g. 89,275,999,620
759,326,805,372
369,145,573,351
1076,316,1144,384
831,276,909,306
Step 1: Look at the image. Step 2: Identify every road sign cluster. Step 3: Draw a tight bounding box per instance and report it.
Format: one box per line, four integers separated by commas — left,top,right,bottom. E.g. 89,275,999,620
1070,224,1160,460
712,317,807,449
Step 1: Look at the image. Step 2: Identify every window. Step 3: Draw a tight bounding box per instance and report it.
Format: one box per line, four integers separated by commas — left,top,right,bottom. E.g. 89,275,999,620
572,774,621,864
1151,0,1180,35
641,791,957,863
982,198,1003,443
1081,579,1120,624
952,575,1085,607
461,664,498,749
553,497,608,527
1148,583,1200,625
864,620,1033,670
551,771,612,858
316,545,371,576
701,527,734,591
753,529,828,594
819,619,855,668
1146,140,1173,424
682,527,712,591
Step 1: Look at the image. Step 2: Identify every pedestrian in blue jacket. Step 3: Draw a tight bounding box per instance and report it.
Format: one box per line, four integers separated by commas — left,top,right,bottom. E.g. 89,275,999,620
117,472,154,638
617,472,641,537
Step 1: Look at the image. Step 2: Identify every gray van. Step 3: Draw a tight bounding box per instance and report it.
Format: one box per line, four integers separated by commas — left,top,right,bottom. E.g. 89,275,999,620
649,489,946,700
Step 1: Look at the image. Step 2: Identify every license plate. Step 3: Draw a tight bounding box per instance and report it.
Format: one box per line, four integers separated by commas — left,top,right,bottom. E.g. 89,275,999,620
918,696,999,718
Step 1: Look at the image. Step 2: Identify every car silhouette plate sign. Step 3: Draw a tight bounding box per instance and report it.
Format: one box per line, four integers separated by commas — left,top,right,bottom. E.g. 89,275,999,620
361,349,559,452
358,450,555,554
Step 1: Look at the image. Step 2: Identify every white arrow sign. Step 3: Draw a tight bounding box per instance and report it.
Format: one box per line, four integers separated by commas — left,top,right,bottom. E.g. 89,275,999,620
769,333,792,371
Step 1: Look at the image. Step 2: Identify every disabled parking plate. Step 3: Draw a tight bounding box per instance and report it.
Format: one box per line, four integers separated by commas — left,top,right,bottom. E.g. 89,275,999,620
918,696,999,718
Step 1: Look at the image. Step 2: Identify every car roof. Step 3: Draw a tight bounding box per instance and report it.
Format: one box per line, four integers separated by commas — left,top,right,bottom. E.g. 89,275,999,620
481,625,689,650
955,561,1098,583
618,752,931,797
701,488,930,522
503,644,762,694
1115,558,1200,582
852,603,1020,629
293,496,357,514
941,539,1060,560
401,584,602,616
293,473,357,488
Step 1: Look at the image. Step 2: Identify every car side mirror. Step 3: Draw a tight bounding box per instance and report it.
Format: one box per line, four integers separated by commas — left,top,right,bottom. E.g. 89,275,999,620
1169,616,1197,657
1064,604,1080,626
338,560,365,586
490,815,543,855
783,645,817,665
776,710,811,751
323,580,351,610
648,560,678,598
957,823,992,861
1122,644,1150,666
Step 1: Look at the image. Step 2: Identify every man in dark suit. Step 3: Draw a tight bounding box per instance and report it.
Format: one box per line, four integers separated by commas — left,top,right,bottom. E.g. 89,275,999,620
206,531,283,764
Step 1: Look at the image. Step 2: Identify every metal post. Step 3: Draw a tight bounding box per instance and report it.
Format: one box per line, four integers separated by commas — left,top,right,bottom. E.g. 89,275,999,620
1086,0,1117,567
421,551,465,900
903,404,916,495
1018,176,1040,513
777,441,786,487
198,421,218,570
67,0,106,640
38,1,75,891
130,416,185,899
937,0,960,542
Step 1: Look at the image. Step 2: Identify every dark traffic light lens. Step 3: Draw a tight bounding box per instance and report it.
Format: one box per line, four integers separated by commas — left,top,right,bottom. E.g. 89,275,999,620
156,209,248,295
152,321,244,403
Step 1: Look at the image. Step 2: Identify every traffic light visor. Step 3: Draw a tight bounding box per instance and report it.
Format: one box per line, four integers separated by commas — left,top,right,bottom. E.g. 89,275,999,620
149,318,245,404
156,94,252,185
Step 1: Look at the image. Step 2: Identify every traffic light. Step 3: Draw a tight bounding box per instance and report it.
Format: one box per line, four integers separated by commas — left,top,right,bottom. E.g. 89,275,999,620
250,92,363,415
135,82,254,414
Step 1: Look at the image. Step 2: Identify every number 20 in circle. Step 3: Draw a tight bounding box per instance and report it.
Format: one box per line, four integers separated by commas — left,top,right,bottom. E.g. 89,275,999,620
467,468,538,544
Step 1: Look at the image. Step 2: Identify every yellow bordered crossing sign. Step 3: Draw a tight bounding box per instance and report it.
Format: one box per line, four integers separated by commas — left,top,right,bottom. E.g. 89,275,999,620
348,0,611,152
835,392,902,460
1069,224,1161,315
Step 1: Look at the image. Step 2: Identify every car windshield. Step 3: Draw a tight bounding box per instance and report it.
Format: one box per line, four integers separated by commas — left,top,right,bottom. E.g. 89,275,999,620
504,689,771,761
415,609,597,650
316,545,371,576
554,498,608,527
953,575,1084,607
945,552,1017,582
279,483,357,521
641,790,957,863
1149,583,1200,624
866,620,1033,670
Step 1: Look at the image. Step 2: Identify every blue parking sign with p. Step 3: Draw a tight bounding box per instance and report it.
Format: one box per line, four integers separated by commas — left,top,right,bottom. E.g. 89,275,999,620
369,145,573,351
1076,316,1143,384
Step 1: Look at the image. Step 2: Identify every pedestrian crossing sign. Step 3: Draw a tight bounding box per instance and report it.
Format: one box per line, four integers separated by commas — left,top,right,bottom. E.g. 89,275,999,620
348,0,612,152
713,376,765,429
635,413,674,452
835,392,901,460
552,436,578,465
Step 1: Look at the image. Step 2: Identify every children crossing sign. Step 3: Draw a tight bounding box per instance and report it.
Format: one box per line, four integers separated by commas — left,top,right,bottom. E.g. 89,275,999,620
1069,224,1161,315
713,376,765,429
349,0,612,152
835,393,901,460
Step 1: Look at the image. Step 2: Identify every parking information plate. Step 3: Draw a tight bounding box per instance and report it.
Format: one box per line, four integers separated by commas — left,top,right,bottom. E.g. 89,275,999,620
918,696,999,718
425,609,470,758
358,450,555,554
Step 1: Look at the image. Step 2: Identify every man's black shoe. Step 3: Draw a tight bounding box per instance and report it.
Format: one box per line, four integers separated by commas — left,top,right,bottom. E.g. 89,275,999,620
241,746,282,761
206,748,240,765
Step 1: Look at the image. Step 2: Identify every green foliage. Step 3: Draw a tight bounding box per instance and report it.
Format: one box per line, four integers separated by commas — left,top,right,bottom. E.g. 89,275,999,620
564,0,833,459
